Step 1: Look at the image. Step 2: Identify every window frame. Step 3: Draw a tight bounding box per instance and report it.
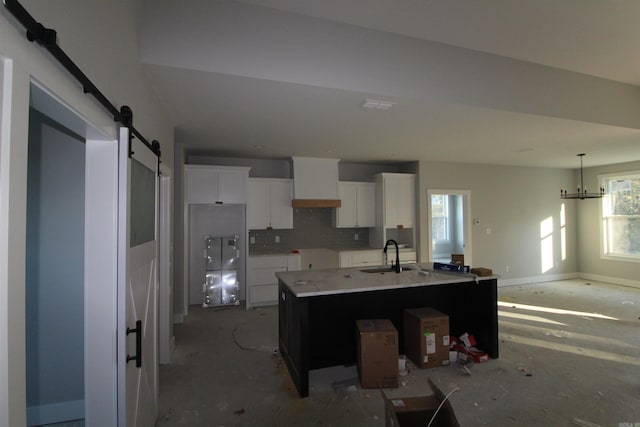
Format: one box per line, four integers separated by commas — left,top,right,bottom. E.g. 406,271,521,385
599,171,640,263
431,194,450,243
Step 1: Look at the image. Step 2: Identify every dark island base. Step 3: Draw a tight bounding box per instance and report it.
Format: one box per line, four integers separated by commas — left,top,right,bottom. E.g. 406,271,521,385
279,278,498,398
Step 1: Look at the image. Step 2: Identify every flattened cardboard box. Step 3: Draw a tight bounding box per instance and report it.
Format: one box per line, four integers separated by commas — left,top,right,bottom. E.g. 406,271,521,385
383,379,460,427
403,308,450,369
356,319,399,389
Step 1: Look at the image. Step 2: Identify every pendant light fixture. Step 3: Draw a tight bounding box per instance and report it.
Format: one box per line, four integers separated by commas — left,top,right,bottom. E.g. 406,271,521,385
560,153,605,199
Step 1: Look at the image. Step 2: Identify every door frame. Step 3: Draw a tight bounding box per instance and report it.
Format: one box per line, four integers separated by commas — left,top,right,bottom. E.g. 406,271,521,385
31,80,120,426
426,189,472,267
158,165,174,364
0,67,120,425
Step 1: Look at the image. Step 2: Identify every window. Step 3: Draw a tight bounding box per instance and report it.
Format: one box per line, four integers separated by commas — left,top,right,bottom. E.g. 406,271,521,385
130,158,156,247
601,173,640,261
431,195,449,241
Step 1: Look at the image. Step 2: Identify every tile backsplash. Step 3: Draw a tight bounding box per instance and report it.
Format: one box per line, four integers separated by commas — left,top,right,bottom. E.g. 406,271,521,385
249,208,370,254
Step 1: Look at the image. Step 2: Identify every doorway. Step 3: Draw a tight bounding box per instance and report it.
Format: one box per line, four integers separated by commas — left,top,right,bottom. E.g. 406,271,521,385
26,81,121,426
25,107,86,425
427,190,472,266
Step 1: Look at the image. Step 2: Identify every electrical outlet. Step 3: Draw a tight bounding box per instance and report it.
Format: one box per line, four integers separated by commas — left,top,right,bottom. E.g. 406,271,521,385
250,236,255,244
354,233,359,240
275,235,280,243
505,265,510,273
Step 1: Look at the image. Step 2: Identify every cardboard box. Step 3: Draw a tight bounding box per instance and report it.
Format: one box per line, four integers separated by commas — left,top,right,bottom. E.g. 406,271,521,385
470,267,493,276
450,254,464,266
356,319,399,389
383,379,460,427
403,308,450,369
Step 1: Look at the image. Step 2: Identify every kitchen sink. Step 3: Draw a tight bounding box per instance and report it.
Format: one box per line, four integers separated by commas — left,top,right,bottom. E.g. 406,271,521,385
359,265,414,274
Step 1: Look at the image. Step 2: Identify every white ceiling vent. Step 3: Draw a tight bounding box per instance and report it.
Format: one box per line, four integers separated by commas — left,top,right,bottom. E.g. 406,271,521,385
361,99,396,110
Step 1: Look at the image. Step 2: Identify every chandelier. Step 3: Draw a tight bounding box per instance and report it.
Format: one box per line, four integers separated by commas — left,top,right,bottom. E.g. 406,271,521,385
561,153,604,199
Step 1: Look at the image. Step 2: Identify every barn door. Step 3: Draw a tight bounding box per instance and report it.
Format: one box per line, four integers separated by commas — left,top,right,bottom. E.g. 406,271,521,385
117,127,158,426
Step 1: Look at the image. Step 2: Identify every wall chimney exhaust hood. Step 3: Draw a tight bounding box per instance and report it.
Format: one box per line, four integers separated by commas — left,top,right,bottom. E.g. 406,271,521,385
291,157,342,208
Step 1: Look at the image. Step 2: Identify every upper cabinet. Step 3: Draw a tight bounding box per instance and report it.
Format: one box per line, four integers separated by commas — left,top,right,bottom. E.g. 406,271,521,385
185,165,251,204
247,178,293,230
336,181,376,228
377,173,415,229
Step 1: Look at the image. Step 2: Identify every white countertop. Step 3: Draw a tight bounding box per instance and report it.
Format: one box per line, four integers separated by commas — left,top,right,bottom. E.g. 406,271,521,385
276,263,495,297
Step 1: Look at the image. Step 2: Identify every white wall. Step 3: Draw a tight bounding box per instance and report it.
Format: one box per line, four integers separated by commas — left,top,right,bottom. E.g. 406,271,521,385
0,2,174,424
418,161,579,283
578,160,640,287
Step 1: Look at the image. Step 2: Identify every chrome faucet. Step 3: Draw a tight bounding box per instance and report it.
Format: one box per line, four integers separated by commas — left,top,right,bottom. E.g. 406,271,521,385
383,239,401,273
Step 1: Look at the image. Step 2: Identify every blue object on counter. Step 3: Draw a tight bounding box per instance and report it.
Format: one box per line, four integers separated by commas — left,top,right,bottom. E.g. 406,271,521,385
433,262,469,273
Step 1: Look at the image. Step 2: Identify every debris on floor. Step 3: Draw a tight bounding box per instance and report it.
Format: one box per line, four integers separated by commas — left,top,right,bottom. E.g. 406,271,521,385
517,365,533,377
450,333,490,364
572,418,603,427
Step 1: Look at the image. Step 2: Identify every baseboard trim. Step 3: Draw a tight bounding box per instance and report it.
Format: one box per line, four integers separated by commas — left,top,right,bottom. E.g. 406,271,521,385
497,272,640,289
27,399,84,427
498,273,579,287
578,273,640,289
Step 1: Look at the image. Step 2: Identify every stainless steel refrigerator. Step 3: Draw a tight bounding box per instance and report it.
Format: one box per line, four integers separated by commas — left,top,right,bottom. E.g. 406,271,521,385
203,234,241,307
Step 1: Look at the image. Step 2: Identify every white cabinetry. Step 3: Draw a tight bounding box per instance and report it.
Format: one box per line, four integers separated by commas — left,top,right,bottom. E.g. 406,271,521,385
379,173,415,229
247,254,300,309
339,250,383,268
185,165,250,204
370,173,417,250
336,182,376,228
339,249,417,268
247,178,293,230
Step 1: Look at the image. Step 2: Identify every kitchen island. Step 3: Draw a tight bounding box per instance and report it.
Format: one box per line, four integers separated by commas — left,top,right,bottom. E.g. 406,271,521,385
276,264,498,397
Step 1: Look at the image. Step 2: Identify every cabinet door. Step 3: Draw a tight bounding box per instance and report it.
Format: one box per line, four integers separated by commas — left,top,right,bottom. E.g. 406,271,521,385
287,254,301,271
217,170,248,204
383,175,414,228
383,177,400,228
351,250,383,267
336,182,357,227
269,180,293,229
395,175,415,228
356,183,376,227
185,168,216,204
247,179,270,229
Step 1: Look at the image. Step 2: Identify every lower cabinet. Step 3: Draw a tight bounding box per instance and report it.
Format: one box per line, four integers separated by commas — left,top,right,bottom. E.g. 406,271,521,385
247,254,301,309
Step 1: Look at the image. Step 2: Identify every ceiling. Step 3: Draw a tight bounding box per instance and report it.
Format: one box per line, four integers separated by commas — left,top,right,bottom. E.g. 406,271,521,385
137,0,640,168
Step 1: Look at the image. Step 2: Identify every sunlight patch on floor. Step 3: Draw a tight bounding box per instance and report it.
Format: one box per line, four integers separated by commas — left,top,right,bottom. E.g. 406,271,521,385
501,333,640,367
498,301,618,320
498,310,567,326
499,320,637,349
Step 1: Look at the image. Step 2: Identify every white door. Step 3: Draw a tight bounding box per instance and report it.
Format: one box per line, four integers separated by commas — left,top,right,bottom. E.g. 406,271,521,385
117,128,159,427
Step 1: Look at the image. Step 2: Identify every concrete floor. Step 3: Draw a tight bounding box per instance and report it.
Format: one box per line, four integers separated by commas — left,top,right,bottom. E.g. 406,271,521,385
156,279,640,426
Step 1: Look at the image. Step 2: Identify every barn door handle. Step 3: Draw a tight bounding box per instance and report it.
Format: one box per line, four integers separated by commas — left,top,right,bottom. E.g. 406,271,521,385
126,320,142,368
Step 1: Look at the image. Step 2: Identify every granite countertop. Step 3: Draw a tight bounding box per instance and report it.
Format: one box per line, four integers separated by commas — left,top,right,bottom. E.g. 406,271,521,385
276,263,495,297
